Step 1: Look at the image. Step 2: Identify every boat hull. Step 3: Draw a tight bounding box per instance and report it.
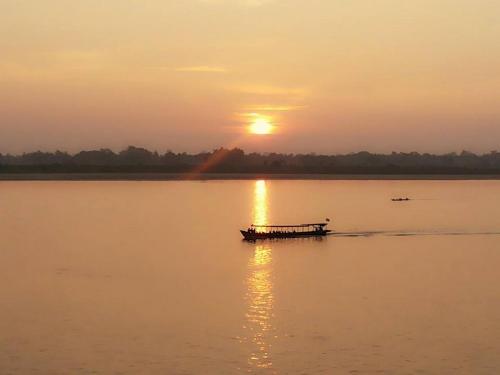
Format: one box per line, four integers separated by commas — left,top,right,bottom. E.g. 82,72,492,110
241,229,331,241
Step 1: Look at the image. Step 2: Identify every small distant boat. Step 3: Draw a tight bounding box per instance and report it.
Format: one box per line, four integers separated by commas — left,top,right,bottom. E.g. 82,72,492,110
241,222,332,241
392,197,411,201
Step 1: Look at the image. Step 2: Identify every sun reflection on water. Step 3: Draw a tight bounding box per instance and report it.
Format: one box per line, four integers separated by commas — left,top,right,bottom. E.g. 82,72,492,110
253,180,268,227
243,180,275,371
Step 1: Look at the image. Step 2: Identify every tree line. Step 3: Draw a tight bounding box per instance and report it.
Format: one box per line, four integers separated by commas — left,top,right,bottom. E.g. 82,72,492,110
2,146,500,174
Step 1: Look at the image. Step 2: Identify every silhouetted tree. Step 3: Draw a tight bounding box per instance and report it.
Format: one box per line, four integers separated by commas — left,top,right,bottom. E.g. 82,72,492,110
2,146,500,174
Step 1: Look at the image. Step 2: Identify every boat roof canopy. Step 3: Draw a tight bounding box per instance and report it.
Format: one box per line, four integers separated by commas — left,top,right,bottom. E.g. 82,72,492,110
251,223,328,228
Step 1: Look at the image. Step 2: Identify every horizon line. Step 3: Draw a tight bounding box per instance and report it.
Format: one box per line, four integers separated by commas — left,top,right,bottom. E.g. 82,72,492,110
1,146,500,158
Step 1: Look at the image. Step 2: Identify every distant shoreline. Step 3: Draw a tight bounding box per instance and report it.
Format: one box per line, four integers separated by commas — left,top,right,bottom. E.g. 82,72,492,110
2,173,500,181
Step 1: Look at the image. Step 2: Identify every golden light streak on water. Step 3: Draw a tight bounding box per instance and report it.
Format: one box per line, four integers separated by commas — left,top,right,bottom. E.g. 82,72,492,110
253,180,268,228
243,180,275,372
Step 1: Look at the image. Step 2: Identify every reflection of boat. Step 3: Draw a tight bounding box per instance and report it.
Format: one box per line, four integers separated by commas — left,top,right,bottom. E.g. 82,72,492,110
392,197,411,201
241,222,332,241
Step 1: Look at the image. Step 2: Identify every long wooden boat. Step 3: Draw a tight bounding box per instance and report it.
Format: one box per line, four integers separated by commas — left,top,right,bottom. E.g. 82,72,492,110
240,222,332,241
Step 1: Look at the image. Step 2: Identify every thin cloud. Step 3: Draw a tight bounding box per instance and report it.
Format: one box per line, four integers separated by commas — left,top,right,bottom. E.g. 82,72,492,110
175,66,228,73
230,84,309,97
245,105,306,112
199,0,274,7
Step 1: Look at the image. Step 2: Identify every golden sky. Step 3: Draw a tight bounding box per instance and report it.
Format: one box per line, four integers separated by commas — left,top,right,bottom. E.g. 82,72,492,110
1,0,500,153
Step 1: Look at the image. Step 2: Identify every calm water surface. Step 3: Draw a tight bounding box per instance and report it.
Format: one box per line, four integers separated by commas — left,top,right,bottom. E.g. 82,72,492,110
1,180,500,374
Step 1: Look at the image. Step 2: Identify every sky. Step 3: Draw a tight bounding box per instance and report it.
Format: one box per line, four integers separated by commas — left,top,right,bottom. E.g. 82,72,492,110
1,0,500,154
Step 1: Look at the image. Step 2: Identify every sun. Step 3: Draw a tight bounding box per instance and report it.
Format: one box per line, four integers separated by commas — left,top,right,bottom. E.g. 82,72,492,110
249,118,273,135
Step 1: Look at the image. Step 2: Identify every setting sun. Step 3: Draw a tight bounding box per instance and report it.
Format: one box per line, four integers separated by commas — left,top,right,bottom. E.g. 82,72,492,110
249,118,273,135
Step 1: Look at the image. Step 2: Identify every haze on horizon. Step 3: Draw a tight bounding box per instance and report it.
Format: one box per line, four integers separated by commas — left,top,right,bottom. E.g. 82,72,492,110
1,0,500,154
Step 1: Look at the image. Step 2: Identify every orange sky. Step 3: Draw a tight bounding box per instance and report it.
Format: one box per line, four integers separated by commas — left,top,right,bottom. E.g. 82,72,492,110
1,0,500,153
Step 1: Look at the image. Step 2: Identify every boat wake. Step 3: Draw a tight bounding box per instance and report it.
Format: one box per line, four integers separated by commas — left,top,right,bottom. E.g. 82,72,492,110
329,230,500,238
